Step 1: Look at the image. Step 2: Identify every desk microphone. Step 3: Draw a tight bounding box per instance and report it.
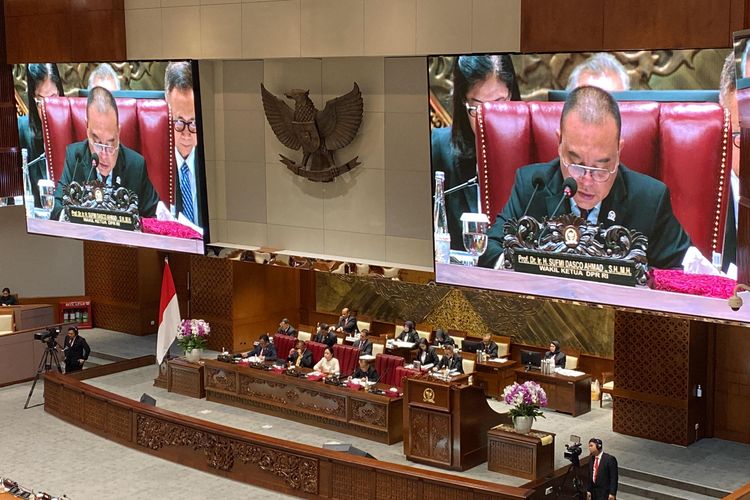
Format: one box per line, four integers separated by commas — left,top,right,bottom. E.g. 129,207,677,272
374,362,394,386
70,151,83,184
85,153,100,183
27,152,46,168
550,177,578,217
443,176,478,197
521,174,546,217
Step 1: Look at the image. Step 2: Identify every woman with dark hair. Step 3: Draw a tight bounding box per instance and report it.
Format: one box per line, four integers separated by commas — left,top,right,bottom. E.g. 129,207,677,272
544,340,567,368
415,338,439,367
18,63,64,207
431,55,520,250
397,320,419,344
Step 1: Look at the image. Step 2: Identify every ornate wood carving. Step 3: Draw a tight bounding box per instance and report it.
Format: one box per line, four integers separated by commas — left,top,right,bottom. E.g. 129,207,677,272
135,414,319,494
350,399,386,428
206,366,236,393
489,440,534,475
330,464,373,499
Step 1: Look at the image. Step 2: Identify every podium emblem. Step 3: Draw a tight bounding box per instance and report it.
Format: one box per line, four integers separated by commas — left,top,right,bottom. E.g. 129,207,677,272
422,387,435,404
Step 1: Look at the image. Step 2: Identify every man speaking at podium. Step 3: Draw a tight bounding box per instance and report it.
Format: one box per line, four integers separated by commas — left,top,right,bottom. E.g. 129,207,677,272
479,86,690,271
51,86,161,221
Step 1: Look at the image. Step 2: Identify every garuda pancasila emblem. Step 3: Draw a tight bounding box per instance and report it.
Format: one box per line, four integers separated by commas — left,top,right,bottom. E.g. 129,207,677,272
261,82,363,182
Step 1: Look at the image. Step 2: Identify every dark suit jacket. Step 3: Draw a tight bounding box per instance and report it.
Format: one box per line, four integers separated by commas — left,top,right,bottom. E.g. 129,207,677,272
277,326,298,338
588,452,618,500
722,183,736,273
63,334,90,373
481,341,499,358
431,127,479,251
415,348,439,366
288,349,313,368
545,351,567,368
51,140,160,221
353,338,373,356
397,330,419,344
478,159,691,270
250,343,277,360
436,354,464,373
342,316,359,334
314,332,338,350
174,150,205,228
353,365,378,382
432,335,455,347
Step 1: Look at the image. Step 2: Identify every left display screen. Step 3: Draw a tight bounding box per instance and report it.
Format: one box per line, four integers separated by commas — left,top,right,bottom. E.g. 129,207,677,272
14,60,208,254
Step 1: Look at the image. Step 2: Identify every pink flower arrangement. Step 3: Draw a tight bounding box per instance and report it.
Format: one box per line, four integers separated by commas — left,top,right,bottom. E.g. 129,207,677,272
176,319,211,351
502,381,548,420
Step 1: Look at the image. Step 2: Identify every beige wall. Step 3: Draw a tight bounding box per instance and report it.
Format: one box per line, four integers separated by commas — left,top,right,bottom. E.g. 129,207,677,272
124,0,521,59
125,0,521,267
0,206,85,297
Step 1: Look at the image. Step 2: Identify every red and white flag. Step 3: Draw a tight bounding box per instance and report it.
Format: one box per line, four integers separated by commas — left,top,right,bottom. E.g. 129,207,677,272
156,259,181,364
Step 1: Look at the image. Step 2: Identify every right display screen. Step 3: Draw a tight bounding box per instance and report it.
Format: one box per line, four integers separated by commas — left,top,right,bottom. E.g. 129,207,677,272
430,49,750,322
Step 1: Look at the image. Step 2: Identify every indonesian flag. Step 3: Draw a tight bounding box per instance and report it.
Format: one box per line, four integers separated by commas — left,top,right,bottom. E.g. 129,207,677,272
156,259,181,364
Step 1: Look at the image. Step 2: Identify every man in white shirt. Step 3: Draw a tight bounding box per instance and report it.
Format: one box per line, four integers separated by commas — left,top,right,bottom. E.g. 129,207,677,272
165,62,202,230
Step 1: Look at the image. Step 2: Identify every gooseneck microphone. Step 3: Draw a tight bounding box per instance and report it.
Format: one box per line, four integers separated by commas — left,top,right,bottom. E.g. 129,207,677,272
85,153,100,184
521,174,546,217
27,152,46,168
549,177,578,218
443,176,478,197
70,151,83,184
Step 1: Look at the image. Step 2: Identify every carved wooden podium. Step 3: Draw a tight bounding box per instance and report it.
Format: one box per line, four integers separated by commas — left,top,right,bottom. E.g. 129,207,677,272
403,376,505,471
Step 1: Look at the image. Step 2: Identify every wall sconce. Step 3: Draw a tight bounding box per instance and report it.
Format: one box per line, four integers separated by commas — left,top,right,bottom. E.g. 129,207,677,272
728,284,750,311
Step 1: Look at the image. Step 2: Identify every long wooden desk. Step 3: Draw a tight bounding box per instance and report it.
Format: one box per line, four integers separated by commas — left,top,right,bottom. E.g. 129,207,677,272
515,368,591,417
203,359,403,444
473,359,518,398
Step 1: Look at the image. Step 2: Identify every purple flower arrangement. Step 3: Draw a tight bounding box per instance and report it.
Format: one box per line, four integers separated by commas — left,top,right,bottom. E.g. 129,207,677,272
176,319,211,351
502,381,548,420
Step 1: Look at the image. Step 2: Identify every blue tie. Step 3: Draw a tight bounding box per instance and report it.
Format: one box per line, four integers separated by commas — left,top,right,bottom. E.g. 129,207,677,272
180,162,195,224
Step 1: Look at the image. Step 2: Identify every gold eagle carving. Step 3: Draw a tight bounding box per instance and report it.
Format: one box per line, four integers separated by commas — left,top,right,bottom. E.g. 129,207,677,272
261,83,364,182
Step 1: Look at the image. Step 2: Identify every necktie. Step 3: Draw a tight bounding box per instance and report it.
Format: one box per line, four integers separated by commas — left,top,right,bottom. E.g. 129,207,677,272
579,208,589,222
180,162,195,224
593,455,600,482
295,351,302,367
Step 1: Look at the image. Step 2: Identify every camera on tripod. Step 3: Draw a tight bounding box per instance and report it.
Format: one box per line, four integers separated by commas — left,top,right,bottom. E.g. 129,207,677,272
33,327,59,346
564,435,583,467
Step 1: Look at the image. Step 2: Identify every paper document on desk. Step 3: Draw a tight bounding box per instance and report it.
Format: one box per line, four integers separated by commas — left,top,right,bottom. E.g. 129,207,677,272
345,336,358,343
488,357,508,363
393,341,416,348
420,363,434,371
554,368,585,377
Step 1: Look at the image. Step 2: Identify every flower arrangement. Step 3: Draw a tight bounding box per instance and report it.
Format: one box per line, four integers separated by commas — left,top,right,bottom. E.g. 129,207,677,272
176,319,211,352
502,381,548,420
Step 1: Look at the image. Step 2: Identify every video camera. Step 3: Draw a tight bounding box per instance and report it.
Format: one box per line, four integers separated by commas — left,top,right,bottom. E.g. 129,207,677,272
33,327,59,346
564,434,583,467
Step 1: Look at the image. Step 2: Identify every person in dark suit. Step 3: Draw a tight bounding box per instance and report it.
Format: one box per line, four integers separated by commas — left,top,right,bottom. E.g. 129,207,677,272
50,87,161,221
248,334,277,360
352,358,378,382
478,86,691,271
415,338,439,367
435,345,464,373
63,326,90,373
545,340,567,368
587,438,618,500
397,320,419,344
165,61,204,229
0,288,17,306
277,318,298,337
431,55,520,250
335,307,349,330
480,333,499,358
314,325,338,350
287,339,313,368
353,329,373,356
433,328,455,347
337,309,359,335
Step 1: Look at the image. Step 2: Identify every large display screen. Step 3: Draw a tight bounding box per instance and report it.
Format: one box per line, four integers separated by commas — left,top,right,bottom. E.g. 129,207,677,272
14,60,208,254
430,50,750,322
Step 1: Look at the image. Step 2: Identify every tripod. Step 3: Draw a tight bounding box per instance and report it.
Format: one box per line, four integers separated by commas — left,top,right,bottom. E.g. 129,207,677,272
24,340,63,409
555,462,585,500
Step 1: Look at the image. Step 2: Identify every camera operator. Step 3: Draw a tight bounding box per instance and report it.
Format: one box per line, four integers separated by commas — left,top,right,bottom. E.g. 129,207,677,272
587,438,618,500
63,326,90,373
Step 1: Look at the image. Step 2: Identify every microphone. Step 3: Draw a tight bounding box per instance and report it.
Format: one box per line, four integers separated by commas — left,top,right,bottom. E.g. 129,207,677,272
521,174,546,217
443,176,478,197
26,152,46,168
85,153,100,183
374,361,394,385
549,177,578,218
71,151,83,184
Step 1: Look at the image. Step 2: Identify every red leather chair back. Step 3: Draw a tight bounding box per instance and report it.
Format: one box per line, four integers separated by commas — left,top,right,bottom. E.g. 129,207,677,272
307,341,328,364
40,96,174,205
395,365,420,389
333,344,359,376
374,353,404,387
476,101,730,257
272,334,296,361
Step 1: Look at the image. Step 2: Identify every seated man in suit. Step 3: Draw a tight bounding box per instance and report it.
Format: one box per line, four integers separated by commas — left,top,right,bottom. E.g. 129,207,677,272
246,334,277,360
544,340,567,368
433,328,455,347
277,318,298,337
396,320,419,344
287,339,313,368
51,86,162,221
353,329,373,356
435,344,464,373
478,86,691,271
479,333,499,358
335,307,350,330
337,309,359,335
352,358,378,382
314,324,338,350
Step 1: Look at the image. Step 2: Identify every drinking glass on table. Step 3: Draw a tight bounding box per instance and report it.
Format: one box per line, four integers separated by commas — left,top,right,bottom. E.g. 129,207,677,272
37,179,55,219
461,212,489,266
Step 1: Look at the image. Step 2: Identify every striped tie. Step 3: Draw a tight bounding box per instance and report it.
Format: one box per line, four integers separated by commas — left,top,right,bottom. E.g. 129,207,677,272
180,162,195,224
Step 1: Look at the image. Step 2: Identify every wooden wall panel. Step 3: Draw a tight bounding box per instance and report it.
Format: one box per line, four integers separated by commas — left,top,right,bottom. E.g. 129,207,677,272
521,0,604,52
713,324,750,444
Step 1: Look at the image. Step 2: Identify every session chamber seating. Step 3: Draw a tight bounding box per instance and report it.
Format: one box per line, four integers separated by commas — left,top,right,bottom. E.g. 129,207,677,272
272,333,295,360
375,353,405,387
476,101,731,258
40,96,175,206
306,341,327,364
332,343,360,376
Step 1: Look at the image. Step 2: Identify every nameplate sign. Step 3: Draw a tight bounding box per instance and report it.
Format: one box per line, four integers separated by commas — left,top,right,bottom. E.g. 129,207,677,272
514,250,638,286
67,207,137,231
